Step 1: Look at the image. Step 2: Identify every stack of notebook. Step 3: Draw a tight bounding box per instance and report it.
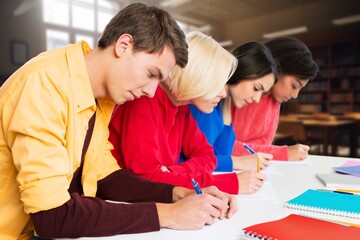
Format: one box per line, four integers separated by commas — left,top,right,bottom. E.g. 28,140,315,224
316,173,360,190
316,160,360,192
333,164,360,177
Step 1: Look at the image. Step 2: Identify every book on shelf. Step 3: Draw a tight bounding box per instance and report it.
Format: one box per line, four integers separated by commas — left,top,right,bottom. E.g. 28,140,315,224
240,214,360,240
316,173,360,190
300,104,322,113
284,189,360,220
330,92,352,102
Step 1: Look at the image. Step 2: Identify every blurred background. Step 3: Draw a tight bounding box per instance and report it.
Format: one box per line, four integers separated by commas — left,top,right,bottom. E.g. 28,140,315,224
1,0,360,157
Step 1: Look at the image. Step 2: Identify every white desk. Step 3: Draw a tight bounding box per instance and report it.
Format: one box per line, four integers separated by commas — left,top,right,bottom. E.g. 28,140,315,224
64,155,360,240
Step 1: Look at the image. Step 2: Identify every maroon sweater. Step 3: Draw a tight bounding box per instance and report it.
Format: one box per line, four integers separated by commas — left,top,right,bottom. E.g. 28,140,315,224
31,114,174,238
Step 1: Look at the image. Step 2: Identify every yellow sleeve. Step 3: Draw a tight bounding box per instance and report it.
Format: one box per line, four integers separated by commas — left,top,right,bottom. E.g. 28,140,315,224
9,69,71,213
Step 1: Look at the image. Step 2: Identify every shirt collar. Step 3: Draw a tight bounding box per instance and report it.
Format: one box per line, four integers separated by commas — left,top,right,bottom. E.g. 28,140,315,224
66,41,96,113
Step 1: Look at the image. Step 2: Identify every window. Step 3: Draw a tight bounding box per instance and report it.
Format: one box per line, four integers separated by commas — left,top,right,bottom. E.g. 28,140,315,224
43,0,119,50
46,29,69,50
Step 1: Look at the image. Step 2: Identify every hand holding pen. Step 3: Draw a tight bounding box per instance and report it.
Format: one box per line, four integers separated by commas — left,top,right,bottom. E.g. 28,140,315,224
190,178,238,220
158,185,237,230
242,143,261,172
191,178,202,194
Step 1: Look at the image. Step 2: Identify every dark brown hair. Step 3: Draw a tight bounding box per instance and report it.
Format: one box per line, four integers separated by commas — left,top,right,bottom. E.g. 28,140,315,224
227,41,278,85
264,37,319,80
98,3,188,68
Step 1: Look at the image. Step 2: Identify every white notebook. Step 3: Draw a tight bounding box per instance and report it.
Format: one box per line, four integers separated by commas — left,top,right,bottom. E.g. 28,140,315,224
315,173,360,190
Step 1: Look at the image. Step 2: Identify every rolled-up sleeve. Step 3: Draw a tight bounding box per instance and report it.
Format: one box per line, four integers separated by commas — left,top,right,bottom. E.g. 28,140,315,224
9,70,72,213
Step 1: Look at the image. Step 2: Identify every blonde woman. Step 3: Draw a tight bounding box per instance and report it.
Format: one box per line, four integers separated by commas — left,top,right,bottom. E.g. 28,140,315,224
108,31,242,194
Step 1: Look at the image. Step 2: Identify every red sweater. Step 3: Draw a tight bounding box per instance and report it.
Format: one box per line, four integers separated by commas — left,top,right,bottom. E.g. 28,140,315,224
232,94,289,160
109,87,238,194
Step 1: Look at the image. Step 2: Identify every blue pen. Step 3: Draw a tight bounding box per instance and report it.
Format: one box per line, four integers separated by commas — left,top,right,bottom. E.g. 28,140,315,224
191,178,202,194
243,142,255,154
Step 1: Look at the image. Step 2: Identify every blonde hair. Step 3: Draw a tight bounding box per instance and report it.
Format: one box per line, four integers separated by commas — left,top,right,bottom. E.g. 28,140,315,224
165,31,237,101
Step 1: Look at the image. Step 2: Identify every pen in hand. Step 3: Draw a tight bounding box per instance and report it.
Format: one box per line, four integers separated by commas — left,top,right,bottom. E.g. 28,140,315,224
242,142,255,154
191,178,202,194
242,143,260,173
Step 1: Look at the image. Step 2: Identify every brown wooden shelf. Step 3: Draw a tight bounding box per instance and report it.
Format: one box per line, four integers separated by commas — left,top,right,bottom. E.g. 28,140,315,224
281,28,360,115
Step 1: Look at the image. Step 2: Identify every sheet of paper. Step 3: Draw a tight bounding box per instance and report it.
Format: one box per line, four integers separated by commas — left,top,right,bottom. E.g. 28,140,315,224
236,181,278,203
262,164,282,176
270,157,312,166
214,164,281,177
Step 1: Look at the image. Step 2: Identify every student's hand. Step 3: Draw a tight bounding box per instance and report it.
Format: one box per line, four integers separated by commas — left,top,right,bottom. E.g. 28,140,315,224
160,165,170,172
236,170,266,194
201,186,237,219
287,144,310,161
157,191,232,230
232,153,272,171
172,186,237,219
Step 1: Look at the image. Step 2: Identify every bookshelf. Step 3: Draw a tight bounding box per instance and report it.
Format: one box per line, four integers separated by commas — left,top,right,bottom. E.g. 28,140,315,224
281,27,360,115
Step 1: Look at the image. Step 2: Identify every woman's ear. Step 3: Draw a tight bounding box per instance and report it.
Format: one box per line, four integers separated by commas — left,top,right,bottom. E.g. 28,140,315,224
114,34,133,57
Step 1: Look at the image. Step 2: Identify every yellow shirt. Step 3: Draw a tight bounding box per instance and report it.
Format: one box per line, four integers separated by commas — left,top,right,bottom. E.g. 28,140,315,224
0,42,120,240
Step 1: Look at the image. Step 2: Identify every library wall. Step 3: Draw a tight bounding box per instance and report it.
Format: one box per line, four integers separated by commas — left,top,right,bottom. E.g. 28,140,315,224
282,26,360,115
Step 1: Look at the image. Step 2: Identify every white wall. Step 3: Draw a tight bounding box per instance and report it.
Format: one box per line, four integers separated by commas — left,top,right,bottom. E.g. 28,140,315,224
0,0,44,81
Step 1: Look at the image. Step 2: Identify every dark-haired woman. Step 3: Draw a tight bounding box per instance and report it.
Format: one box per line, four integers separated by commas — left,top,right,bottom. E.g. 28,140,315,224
232,37,319,161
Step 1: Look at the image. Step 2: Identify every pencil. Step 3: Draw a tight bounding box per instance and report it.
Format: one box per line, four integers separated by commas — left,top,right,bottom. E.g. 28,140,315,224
243,143,261,172
256,153,260,173
336,189,360,194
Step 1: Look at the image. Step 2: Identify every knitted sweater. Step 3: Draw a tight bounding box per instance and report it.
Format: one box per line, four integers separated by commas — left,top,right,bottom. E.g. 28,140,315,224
109,87,238,194
232,94,289,160
179,104,235,172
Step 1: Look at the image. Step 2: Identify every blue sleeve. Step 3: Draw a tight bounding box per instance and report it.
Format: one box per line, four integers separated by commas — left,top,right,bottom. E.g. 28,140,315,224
183,104,235,172
213,125,235,172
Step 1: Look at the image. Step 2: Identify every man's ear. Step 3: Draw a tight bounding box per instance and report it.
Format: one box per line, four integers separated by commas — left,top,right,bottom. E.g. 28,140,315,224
114,34,133,57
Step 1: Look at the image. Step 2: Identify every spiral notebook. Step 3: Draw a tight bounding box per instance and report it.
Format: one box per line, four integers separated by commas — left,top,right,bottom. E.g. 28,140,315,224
284,189,360,220
240,214,360,240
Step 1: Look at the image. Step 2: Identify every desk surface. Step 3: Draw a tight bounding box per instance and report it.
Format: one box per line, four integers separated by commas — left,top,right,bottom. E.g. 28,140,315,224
63,155,360,240
279,115,355,126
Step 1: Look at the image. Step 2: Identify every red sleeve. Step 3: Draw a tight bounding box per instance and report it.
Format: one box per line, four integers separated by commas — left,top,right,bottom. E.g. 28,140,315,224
233,140,289,160
31,169,174,238
109,92,216,190
168,107,217,180
212,173,239,194
31,193,159,238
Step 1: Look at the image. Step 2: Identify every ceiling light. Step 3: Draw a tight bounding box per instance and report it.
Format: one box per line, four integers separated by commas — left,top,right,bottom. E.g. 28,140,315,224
160,0,192,8
332,14,360,25
263,26,308,39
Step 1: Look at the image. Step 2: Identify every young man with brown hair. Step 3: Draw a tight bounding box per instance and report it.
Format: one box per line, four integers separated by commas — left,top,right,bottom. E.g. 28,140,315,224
0,3,236,239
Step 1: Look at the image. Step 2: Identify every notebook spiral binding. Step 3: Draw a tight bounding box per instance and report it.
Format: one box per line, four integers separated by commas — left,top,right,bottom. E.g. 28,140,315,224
240,230,277,240
284,203,360,219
